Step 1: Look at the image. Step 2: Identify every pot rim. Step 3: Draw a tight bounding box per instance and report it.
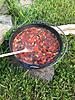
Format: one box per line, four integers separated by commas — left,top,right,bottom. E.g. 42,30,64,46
9,22,67,69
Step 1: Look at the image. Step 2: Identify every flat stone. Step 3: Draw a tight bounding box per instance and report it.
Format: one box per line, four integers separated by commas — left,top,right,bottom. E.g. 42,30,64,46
52,24,75,35
20,0,33,7
29,66,54,81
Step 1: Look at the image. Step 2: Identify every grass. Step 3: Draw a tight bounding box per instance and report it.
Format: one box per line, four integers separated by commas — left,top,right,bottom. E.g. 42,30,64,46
0,0,75,100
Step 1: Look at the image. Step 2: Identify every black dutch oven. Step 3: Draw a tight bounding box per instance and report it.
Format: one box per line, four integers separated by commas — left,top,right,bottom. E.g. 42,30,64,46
9,22,68,69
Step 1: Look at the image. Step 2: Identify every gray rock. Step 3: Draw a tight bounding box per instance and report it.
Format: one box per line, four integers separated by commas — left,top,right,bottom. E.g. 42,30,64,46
0,0,5,9
0,15,12,26
0,0,8,14
29,66,54,81
0,15,12,45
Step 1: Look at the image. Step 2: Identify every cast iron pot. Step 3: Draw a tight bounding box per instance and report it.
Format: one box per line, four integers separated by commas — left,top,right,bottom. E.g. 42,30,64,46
9,22,64,69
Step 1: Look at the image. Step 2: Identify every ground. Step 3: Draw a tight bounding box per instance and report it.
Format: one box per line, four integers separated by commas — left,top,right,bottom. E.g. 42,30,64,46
0,0,75,100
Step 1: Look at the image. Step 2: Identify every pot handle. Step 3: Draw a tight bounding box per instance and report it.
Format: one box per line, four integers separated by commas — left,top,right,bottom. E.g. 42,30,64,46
32,20,51,26
56,25,68,52
33,20,58,28
51,25,68,65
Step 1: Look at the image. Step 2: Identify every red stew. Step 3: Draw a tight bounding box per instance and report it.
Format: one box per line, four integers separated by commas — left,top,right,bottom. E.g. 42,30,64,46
12,27,60,65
